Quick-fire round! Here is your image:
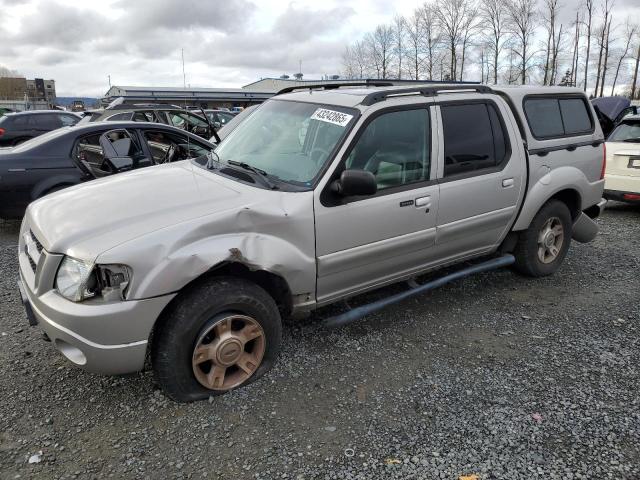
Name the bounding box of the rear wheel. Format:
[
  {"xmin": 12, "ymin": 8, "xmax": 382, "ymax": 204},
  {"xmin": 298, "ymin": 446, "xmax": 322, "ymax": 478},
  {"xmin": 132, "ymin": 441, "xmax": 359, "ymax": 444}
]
[
  {"xmin": 152, "ymin": 277, "xmax": 282, "ymax": 402},
  {"xmin": 514, "ymin": 200, "xmax": 572, "ymax": 277}
]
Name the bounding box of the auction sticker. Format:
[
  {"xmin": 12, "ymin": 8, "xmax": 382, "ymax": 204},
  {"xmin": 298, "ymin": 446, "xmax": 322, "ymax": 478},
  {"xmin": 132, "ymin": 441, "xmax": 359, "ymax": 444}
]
[{"xmin": 311, "ymin": 108, "xmax": 353, "ymax": 127}]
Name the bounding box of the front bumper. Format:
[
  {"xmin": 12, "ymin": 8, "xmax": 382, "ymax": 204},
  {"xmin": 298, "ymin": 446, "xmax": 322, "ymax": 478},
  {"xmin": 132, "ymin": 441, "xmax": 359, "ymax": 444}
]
[{"xmin": 18, "ymin": 272, "xmax": 175, "ymax": 375}]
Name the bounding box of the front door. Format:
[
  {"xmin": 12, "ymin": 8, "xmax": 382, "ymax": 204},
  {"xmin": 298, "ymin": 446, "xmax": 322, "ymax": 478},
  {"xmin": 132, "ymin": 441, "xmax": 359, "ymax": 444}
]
[
  {"xmin": 314, "ymin": 105, "xmax": 440, "ymax": 303},
  {"xmin": 434, "ymin": 100, "xmax": 524, "ymax": 260}
]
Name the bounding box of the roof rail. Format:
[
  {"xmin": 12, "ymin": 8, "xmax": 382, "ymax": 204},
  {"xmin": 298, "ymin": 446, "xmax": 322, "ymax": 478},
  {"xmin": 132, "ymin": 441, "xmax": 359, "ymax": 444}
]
[
  {"xmin": 360, "ymin": 84, "xmax": 493, "ymax": 106},
  {"xmin": 277, "ymin": 80, "xmax": 394, "ymax": 95}
]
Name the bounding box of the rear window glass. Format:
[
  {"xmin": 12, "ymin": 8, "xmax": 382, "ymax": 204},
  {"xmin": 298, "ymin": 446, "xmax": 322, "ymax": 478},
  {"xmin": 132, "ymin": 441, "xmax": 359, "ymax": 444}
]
[
  {"xmin": 524, "ymin": 97, "xmax": 593, "ymax": 139},
  {"xmin": 441, "ymin": 103, "xmax": 509, "ymax": 177}
]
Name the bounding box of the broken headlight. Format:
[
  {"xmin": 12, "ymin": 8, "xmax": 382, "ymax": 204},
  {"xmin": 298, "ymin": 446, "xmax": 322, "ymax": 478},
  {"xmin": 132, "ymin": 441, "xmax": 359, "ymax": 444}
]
[{"xmin": 56, "ymin": 256, "xmax": 131, "ymax": 302}]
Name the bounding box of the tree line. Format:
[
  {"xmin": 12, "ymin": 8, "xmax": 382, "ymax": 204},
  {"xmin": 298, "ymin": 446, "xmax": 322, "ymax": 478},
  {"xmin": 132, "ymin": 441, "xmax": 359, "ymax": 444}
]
[{"xmin": 341, "ymin": 0, "xmax": 640, "ymax": 99}]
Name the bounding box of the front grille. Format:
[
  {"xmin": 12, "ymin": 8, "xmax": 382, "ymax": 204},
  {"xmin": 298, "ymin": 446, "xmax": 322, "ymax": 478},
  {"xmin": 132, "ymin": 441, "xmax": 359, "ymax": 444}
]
[
  {"xmin": 30, "ymin": 230, "xmax": 43, "ymax": 254},
  {"xmin": 24, "ymin": 230, "xmax": 45, "ymax": 274}
]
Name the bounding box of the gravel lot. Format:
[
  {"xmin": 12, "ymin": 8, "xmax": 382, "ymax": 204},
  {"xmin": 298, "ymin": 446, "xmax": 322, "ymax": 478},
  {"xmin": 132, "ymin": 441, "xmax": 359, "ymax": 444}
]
[{"xmin": 1, "ymin": 203, "xmax": 639, "ymax": 480}]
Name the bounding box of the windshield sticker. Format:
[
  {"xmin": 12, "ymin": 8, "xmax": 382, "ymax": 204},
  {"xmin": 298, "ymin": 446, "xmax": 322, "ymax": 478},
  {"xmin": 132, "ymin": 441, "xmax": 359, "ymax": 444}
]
[{"xmin": 311, "ymin": 108, "xmax": 353, "ymax": 127}]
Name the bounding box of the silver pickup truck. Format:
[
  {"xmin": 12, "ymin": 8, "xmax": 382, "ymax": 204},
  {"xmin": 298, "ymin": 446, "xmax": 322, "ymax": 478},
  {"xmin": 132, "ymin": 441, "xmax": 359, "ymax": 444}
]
[{"xmin": 17, "ymin": 84, "xmax": 606, "ymax": 401}]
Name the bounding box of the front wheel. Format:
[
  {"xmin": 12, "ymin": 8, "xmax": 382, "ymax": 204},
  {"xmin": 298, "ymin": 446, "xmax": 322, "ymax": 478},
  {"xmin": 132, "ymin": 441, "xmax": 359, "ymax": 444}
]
[
  {"xmin": 152, "ymin": 277, "xmax": 282, "ymax": 402},
  {"xmin": 513, "ymin": 200, "xmax": 572, "ymax": 277}
]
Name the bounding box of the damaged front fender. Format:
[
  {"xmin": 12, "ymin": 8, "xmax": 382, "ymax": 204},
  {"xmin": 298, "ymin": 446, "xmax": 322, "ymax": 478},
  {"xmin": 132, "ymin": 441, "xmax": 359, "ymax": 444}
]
[{"xmin": 94, "ymin": 190, "xmax": 317, "ymax": 303}]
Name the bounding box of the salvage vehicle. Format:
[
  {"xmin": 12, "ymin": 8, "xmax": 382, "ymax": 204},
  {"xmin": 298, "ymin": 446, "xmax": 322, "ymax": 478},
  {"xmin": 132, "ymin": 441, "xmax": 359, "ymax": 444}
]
[
  {"xmin": 0, "ymin": 110, "xmax": 81, "ymax": 146},
  {"xmin": 81, "ymin": 104, "xmax": 217, "ymax": 141},
  {"xmin": 17, "ymin": 83, "xmax": 606, "ymax": 402},
  {"xmin": 603, "ymin": 114, "xmax": 640, "ymax": 204},
  {"xmin": 203, "ymin": 109, "xmax": 236, "ymax": 129},
  {"xmin": 0, "ymin": 121, "xmax": 215, "ymax": 218}
]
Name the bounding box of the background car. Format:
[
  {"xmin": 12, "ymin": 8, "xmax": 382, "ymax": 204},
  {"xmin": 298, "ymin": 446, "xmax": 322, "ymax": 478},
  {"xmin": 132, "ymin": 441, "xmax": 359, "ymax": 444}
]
[
  {"xmin": 0, "ymin": 110, "xmax": 81, "ymax": 146},
  {"xmin": 80, "ymin": 104, "xmax": 215, "ymax": 140},
  {"xmin": 203, "ymin": 109, "xmax": 236, "ymax": 129},
  {"xmin": 0, "ymin": 121, "xmax": 215, "ymax": 218},
  {"xmin": 604, "ymin": 114, "xmax": 640, "ymax": 204},
  {"xmin": 211, "ymin": 104, "xmax": 259, "ymax": 142}
]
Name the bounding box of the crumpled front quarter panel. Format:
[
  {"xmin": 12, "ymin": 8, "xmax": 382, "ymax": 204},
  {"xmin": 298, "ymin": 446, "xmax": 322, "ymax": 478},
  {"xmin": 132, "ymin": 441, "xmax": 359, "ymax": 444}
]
[{"xmin": 96, "ymin": 190, "xmax": 317, "ymax": 300}]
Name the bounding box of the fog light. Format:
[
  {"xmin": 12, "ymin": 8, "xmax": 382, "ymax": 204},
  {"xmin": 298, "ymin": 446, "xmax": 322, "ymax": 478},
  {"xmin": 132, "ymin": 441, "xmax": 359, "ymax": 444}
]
[{"xmin": 54, "ymin": 339, "xmax": 87, "ymax": 366}]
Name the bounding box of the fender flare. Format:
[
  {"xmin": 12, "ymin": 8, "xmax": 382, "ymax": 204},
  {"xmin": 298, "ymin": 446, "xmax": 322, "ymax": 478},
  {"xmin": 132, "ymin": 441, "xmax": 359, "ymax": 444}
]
[{"xmin": 512, "ymin": 166, "xmax": 587, "ymax": 231}]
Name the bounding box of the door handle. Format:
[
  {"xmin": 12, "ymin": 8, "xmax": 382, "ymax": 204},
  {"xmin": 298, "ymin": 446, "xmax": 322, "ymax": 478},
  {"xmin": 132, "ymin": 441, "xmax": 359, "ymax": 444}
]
[
  {"xmin": 502, "ymin": 178, "xmax": 514, "ymax": 188},
  {"xmin": 415, "ymin": 196, "xmax": 431, "ymax": 207}
]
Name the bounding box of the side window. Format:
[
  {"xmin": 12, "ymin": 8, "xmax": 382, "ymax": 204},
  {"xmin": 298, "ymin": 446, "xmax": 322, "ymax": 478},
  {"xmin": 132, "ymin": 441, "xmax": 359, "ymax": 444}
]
[
  {"xmin": 106, "ymin": 112, "xmax": 132, "ymax": 121},
  {"xmin": 524, "ymin": 97, "xmax": 593, "ymax": 139},
  {"xmin": 143, "ymin": 130, "xmax": 210, "ymax": 163},
  {"xmin": 132, "ymin": 111, "xmax": 154, "ymax": 122},
  {"xmin": 345, "ymin": 109, "xmax": 430, "ymax": 190},
  {"xmin": 559, "ymin": 99, "xmax": 592, "ymax": 134},
  {"xmin": 33, "ymin": 114, "xmax": 60, "ymax": 129},
  {"xmin": 441, "ymin": 103, "xmax": 508, "ymax": 177},
  {"xmin": 58, "ymin": 114, "xmax": 78, "ymax": 126}
]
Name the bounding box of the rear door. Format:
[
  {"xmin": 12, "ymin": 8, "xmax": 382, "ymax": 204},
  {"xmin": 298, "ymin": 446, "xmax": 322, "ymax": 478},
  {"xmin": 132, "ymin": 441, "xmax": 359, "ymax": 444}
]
[{"xmin": 434, "ymin": 98, "xmax": 524, "ymax": 260}]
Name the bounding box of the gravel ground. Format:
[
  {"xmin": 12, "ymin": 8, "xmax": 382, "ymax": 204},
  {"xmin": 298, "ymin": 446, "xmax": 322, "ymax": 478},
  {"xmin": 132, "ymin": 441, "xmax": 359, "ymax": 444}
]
[{"xmin": 1, "ymin": 203, "xmax": 639, "ymax": 480}]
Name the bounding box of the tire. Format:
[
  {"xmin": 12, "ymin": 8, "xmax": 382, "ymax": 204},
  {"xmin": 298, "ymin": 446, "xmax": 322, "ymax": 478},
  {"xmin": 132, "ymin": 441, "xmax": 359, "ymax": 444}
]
[
  {"xmin": 513, "ymin": 199, "xmax": 572, "ymax": 277},
  {"xmin": 152, "ymin": 277, "xmax": 282, "ymax": 402}
]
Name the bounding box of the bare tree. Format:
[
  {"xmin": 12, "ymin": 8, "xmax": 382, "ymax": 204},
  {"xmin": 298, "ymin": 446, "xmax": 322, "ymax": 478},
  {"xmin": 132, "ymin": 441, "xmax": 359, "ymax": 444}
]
[
  {"xmin": 507, "ymin": 0, "xmax": 539, "ymax": 84},
  {"xmin": 405, "ymin": 10, "xmax": 425, "ymax": 80},
  {"xmin": 631, "ymin": 33, "xmax": 640, "ymax": 99},
  {"xmin": 570, "ymin": 13, "xmax": 581, "ymax": 87},
  {"xmin": 594, "ymin": 0, "xmax": 614, "ymax": 97},
  {"xmin": 582, "ymin": 0, "xmax": 594, "ymax": 92},
  {"xmin": 366, "ymin": 24, "xmax": 395, "ymax": 79},
  {"xmin": 542, "ymin": 0, "xmax": 561, "ymax": 85},
  {"xmin": 419, "ymin": 3, "xmax": 444, "ymax": 80},
  {"xmin": 482, "ymin": 0, "xmax": 510, "ymax": 83},
  {"xmin": 459, "ymin": 1, "xmax": 480, "ymax": 81},
  {"xmin": 610, "ymin": 22, "xmax": 637, "ymax": 95},
  {"xmin": 599, "ymin": 18, "xmax": 613, "ymax": 97},
  {"xmin": 0, "ymin": 66, "xmax": 21, "ymax": 78},
  {"xmin": 393, "ymin": 15, "xmax": 406, "ymax": 79},
  {"xmin": 434, "ymin": 0, "xmax": 467, "ymax": 80}
]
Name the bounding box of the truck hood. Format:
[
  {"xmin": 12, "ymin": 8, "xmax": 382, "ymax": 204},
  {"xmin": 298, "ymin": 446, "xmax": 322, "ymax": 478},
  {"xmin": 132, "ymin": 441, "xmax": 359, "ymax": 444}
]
[{"xmin": 26, "ymin": 161, "xmax": 257, "ymax": 260}]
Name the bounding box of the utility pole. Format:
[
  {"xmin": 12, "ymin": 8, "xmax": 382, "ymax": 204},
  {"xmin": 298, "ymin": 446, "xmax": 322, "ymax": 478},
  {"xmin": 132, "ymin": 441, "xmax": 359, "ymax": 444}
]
[
  {"xmin": 108, "ymin": 75, "xmax": 111, "ymax": 88},
  {"xmin": 182, "ymin": 48, "xmax": 187, "ymax": 89}
]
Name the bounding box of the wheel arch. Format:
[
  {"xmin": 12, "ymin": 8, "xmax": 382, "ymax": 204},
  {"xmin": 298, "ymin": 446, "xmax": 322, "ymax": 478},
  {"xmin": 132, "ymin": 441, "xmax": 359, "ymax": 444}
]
[{"xmin": 512, "ymin": 168, "xmax": 587, "ymax": 231}]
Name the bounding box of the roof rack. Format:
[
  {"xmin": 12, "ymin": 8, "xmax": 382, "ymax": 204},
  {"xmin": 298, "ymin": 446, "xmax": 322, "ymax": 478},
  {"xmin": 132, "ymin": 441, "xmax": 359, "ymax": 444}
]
[
  {"xmin": 276, "ymin": 80, "xmax": 394, "ymax": 95},
  {"xmin": 360, "ymin": 84, "xmax": 493, "ymax": 106}
]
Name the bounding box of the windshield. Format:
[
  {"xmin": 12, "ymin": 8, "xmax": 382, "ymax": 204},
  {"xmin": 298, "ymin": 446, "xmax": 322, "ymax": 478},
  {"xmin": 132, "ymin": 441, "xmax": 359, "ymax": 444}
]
[
  {"xmin": 213, "ymin": 100, "xmax": 358, "ymax": 186},
  {"xmin": 608, "ymin": 122, "xmax": 640, "ymax": 142}
]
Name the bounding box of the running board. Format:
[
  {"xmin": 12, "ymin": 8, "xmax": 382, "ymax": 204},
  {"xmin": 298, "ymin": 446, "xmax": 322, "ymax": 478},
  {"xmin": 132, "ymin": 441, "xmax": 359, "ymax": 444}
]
[{"xmin": 323, "ymin": 254, "xmax": 515, "ymax": 328}]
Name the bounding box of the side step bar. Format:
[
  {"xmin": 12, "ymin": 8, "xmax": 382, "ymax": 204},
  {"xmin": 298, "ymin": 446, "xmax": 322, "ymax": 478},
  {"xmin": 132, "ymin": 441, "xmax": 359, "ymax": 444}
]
[{"xmin": 324, "ymin": 255, "xmax": 515, "ymax": 328}]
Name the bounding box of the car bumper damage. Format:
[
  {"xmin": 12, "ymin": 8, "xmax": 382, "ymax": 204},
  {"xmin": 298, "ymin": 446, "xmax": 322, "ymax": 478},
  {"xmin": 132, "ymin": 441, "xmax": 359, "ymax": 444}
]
[{"xmin": 17, "ymin": 240, "xmax": 175, "ymax": 374}]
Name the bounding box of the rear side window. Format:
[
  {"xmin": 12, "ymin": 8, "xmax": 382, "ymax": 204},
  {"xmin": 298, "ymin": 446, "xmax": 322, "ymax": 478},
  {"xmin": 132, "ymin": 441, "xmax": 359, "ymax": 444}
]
[
  {"xmin": 441, "ymin": 103, "xmax": 509, "ymax": 177},
  {"xmin": 107, "ymin": 112, "xmax": 132, "ymax": 121},
  {"xmin": 31, "ymin": 114, "xmax": 60, "ymax": 129},
  {"xmin": 524, "ymin": 97, "xmax": 593, "ymax": 139},
  {"xmin": 58, "ymin": 114, "xmax": 78, "ymax": 127}
]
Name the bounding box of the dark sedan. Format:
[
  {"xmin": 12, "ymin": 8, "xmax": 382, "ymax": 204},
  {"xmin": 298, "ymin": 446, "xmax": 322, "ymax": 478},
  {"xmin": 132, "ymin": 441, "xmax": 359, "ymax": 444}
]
[
  {"xmin": 0, "ymin": 110, "xmax": 81, "ymax": 146},
  {"xmin": 0, "ymin": 121, "xmax": 215, "ymax": 218}
]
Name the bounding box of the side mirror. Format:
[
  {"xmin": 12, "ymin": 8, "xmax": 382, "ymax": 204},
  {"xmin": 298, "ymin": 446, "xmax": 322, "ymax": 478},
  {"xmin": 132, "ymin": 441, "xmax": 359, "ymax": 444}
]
[{"xmin": 331, "ymin": 169, "xmax": 377, "ymax": 197}]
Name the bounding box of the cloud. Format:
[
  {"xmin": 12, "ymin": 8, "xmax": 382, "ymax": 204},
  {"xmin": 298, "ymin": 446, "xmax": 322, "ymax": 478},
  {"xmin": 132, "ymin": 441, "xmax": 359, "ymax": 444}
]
[
  {"xmin": 112, "ymin": 0, "xmax": 255, "ymax": 33},
  {"xmin": 273, "ymin": 4, "xmax": 355, "ymax": 39}
]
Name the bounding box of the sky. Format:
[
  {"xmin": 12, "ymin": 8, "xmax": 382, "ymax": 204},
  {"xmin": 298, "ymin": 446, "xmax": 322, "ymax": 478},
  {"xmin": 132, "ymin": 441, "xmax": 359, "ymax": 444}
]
[{"xmin": 0, "ymin": 0, "xmax": 638, "ymax": 97}]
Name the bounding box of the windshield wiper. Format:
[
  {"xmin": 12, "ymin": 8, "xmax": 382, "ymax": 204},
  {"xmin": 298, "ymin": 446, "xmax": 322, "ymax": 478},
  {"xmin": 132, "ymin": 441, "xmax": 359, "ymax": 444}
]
[
  {"xmin": 622, "ymin": 138, "xmax": 640, "ymax": 143},
  {"xmin": 227, "ymin": 160, "xmax": 278, "ymax": 190}
]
